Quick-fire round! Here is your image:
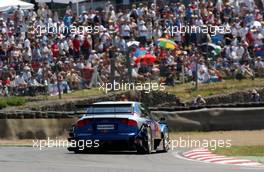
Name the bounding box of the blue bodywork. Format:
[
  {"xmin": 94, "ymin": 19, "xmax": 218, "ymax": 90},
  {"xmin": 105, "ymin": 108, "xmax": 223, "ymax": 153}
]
[{"xmin": 68, "ymin": 101, "xmax": 169, "ymax": 153}]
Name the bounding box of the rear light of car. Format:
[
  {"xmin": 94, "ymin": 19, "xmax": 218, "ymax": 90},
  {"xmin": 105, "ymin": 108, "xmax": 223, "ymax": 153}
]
[
  {"xmin": 121, "ymin": 119, "xmax": 137, "ymax": 126},
  {"xmin": 76, "ymin": 119, "xmax": 91, "ymax": 128}
]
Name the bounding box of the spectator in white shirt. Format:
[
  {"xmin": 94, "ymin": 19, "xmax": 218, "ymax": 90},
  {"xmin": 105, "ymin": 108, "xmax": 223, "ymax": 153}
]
[
  {"xmin": 236, "ymin": 43, "xmax": 245, "ymax": 61},
  {"xmin": 121, "ymin": 21, "xmax": 131, "ymax": 40},
  {"xmin": 198, "ymin": 69, "xmax": 210, "ymax": 83},
  {"xmin": 255, "ymin": 56, "xmax": 264, "ymax": 76},
  {"xmin": 138, "ymin": 21, "xmax": 148, "ymax": 45},
  {"xmin": 88, "ymin": 50, "xmax": 99, "ymax": 65},
  {"xmin": 15, "ymin": 73, "xmax": 27, "ymax": 88}
]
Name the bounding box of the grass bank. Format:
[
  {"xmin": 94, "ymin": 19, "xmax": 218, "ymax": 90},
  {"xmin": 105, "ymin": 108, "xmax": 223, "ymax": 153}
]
[
  {"xmin": 213, "ymin": 146, "xmax": 264, "ymax": 163},
  {"xmin": 166, "ymin": 78, "xmax": 264, "ymax": 101},
  {"xmin": 3, "ymin": 78, "xmax": 264, "ymax": 107},
  {"xmin": 213, "ymin": 146, "xmax": 264, "ymax": 156},
  {"xmin": 30, "ymin": 88, "xmax": 104, "ymax": 101},
  {"xmin": 35, "ymin": 78, "xmax": 264, "ymax": 102},
  {"xmin": 0, "ymin": 97, "xmax": 27, "ymax": 109},
  {"xmin": 169, "ymin": 130, "xmax": 264, "ymax": 146}
]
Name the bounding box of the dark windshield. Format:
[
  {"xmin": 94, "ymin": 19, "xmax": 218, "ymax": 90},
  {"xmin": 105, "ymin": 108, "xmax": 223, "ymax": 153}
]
[{"xmin": 86, "ymin": 105, "xmax": 132, "ymax": 114}]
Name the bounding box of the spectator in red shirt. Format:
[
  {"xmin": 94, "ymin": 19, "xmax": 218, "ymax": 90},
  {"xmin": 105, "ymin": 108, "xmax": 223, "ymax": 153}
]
[
  {"xmin": 51, "ymin": 41, "xmax": 59, "ymax": 58},
  {"xmin": 81, "ymin": 35, "xmax": 91, "ymax": 60},
  {"xmin": 72, "ymin": 35, "xmax": 81, "ymax": 59},
  {"xmin": 246, "ymin": 30, "xmax": 254, "ymax": 46}
]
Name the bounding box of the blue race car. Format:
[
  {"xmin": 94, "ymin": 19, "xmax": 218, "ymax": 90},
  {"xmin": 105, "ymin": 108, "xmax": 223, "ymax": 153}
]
[{"xmin": 68, "ymin": 101, "xmax": 170, "ymax": 154}]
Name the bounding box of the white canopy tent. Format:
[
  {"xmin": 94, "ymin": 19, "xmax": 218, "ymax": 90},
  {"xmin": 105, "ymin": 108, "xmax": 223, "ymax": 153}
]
[
  {"xmin": 35, "ymin": 0, "xmax": 85, "ymax": 3},
  {"xmin": 0, "ymin": 0, "xmax": 34, "ymax": 12},
  {"xmin": 35, "ymin": 0, "xmax": 89, "ymax": 16}
]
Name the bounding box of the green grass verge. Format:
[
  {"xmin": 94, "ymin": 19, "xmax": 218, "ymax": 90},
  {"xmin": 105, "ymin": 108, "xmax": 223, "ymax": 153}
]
[
  {"xmin": 34, "ymin": 88, "xmax": 105, "ymax": 101},
  {"xmin": 213, "ymin": 146, "xmax": 264, "ymax": 156},
  {"xmin": 166, "ymin": 78, "xmax": 264, "ymax": 101},
  {"xmin": 43, "ymin": 78, "xmax": 264, "ymax": 102},
  {"xmin": 0, "ymin": 97, "xmax": 27, "ymax": 109},
  {"xmin": 3, "ymin": 78, "xmax": 264, "ymax": 106},
  {"xmin": 0, "ymin": 144, "xmax": 32, "ymax": 147},
  {"xmin": 236, "ymin": 156, "xmax": 264, "ymax": 164}
]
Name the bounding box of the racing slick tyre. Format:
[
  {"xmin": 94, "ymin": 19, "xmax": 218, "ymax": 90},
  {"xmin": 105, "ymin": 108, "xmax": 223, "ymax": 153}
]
[
  {"xmin": 161, "ymin": 129, "xmax": 170, "ymax": 152},
  {"xmin": 146, "ymin": 127, "xmax": 153, "ymax": 154},
  {"xmin": 137, "ymin": 127, "xmax": 153, "ymax": 154}
]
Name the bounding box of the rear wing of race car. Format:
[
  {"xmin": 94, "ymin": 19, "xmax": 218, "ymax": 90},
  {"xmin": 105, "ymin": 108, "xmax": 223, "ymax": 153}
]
[{"xmin": 74, "ymin": 103, "xmax": 134, "ymax": 115}]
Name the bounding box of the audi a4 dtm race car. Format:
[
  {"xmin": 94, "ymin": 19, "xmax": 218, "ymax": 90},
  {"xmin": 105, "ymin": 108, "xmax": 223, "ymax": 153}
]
[{"xmin": 68, "ymin": 101, "xmax": 170, "ymax": 154}]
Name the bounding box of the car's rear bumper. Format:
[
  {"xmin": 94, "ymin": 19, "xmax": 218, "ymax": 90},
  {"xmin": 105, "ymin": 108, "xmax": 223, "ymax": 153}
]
[
  {"xmin": 68, "ymin": 131, "xmax": 146, "ymax": 152},
  {"xmin": 72, "ymin": 132, "xmax": 137, "ymax": 141},
  {"xmin": 67, "ymin": 125, "xmax": 150, "ymax": 152}
]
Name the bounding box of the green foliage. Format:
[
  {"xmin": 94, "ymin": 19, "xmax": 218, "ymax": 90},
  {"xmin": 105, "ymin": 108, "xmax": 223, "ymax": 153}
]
[
  {"xmin": 0, "ymin": 97, "xmax": 27, "ymax": 109},
  {"xmin": 0, "ymin": 99, "xmax": 7, "ymax": 109},
  {"xmin": 214, "ymin": 146, "xmax": 264, "ymax": 156},
  {"xmin": 166, "ymin": 78, "xmax": 264, "ymax": 101}
]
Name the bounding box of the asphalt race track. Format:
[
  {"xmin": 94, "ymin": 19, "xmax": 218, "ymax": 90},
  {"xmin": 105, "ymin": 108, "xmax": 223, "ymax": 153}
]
[{"xmin": 0, "ymin": 147, "xmax": 263, "ymax": 172}]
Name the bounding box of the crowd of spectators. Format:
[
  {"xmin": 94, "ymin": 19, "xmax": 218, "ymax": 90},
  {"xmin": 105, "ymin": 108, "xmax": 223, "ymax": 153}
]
[{"xmin": 0, "ymin": 0, "xmax": 264, "ymax": 97}]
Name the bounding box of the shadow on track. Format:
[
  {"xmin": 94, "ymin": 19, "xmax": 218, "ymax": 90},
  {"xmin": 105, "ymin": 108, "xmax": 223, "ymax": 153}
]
[{"xmin": 66, "ymin": 149, "xmax": 168, "ymax": 155}]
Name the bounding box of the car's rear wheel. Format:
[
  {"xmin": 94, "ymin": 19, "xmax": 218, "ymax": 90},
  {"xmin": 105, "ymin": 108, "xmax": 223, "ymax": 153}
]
[
  {"xmin": 144, "ymin": 127, "xmax": 153, "ymax": 154},
  {"xmin": 136, "ymin": 127, "xmax": 153, "ymax": 154},
  {"xmin": 162, "ymin": 129, "xmax": 170, "ymax": 152},
  {"xmin": 146, "ymin": 127, "xmax": 153, "ymax": 154}
]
